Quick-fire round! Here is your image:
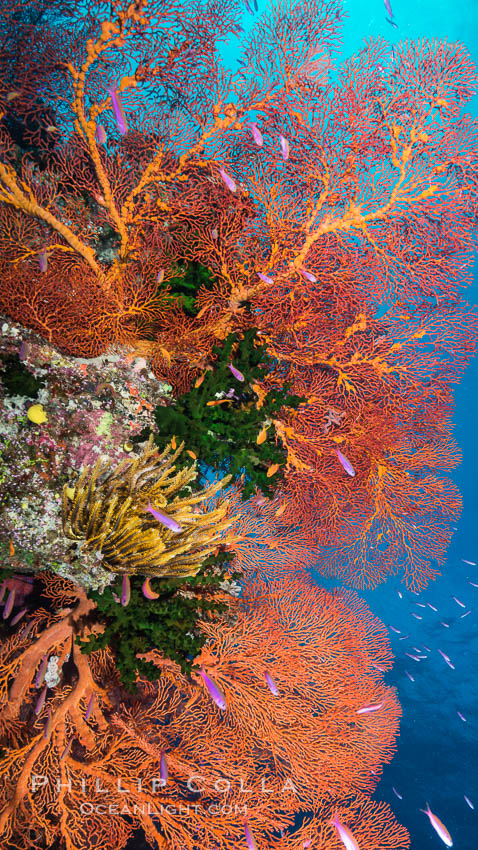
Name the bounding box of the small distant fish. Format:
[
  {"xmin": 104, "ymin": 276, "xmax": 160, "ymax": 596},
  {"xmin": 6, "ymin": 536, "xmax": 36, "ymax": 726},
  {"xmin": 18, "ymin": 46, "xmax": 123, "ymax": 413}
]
[
  {"xmin": 398, "ymin": 634, "xmax": 410, "ymax": 640},
  {"xmin": 248, "ymin": 122, "xmax": 263, "ymax": 146},
  {"xmin": 279, "ymin": 135, "xmax": 289, "ymax": 160},
  {"xmin": 95, "ymin": 124, "xmax": 107, "ymax": 144},
  {"xmin": 146, "ymin": 501, "xmax": 182, "ymax": 533},
  {"xmin": 108, "ymin": 84, "xmax": 128, "ymax": 135},
  {"xmin": 457, "ymin": 710, "xmax": 467, "ymax": 722},
  {"xmin": 384, "ymin": 0, "xmax": 393, "ymax": 16},
  {"xmin": 464, "ymin": 795, "xmax": 474, "ymax": 810},
  {"xmin": 452, "ymin": 596, "xmax": 465, "ymax": 608},
  {"xmin": 330, "ymin": 812, "xmax": 360, "ymax": 850},
  {"xmin": 264, "ymin": 671, "xmax": 279, "ymax": 695},
  {"xmin": 219, "ymin": 168, "xmax": 237, "ymax": 193},
  {"xmin": 405, "ymin": 670, "xmax": 415, "ymax": 682},
  {"xmin": 357, "ymin": 702, "xmax": 383, "ymax": 714},
  {"xmin": 405, "ymin": 653, "xmax": 421, "ymax": 662},
  {"xmin": 462, "ymin": 559, "xmax": 476, "ymax": 566},
  {"xmin": 157, "ymin": 268, "xmax": 164, "ymax": 283},
  {"xmin": 85, "ymin": 694, "xmax": 95, "ymax": 720},
  {"xmin": 198, "ymin": 668, "xmax": 226, "ymax": 710},
  {"xmin": 35, "ymin": 685, "xmax": 48, "ymax": 715},
  {"xmin": 266, "ymin": 463, "xmax": 280, "ymax": 477},
  {"xmin": 412, "ymin": 613, "xmax": 423, "ymax": 620},
  {"xmin": 244, "ymin": 823, "xmax": 257, "ymax": 850},
  {"xmin": 419, "ymin": 803, "xmax": 453, "ymax": 847},
  {"xmin": 10, "ymin": 607, "xmax": 27, "ymax": 626},
  {"xmin": 389, "ymin": 625, "xmax": 401, "ymax": 633},
  {"xmin": 228, "ymin": 362, "xmax": 245, "ymax": 382},
  {"xmin": 143, "ymin": 577, "xmax": 160, "ymax": 600},
  {"xmin": 60, "ymin": 736, "xmax": 74, "ymax": 761},
  {"xmin": 415, "ymin": 602, "xmax": 426, "ymax": 608},
  {"xmin": 38, "ymin": 251, "xmax": 48, "ymax": 273},
  {"xmin": 258, "ymin": 271, "xmax": 274, "ymax": 284},
  {"xmin": 301, "ymin": 269, "xmax": 317, "ymax": 282},
  {"xmin": 35, "ymin": 654, "xmax": 49, "ymax": 688},
  {"xmin": 211, "ymin": 228, "xmax": 218, "ymax": 240},
  {"xmin": 121, "ymin": 575, "xmax": 131, "ymax": 607},
  {"xmin": 336, "ymin": 449, "xmax": 355, "ymax": 477},
  {"xmin": 2, "ymin": 588, "xmax": 15, "ymax": 620},
  {"xmin": 422, "ymin": 644, "xmax": 431, "ymax": 652},
  {"xmin": 468, "ymin": 580, "xmax": 478, "ymax": 587},
  {"xmin": 160, "ymin": 752, "xmax": 168, "ymax": 785},
  {"xmin": 440, "ymin": 622, "xmax": 450, "ymax": 628},
  {"xmin": 437, "ymin": 649, "xmax": 455, "ymax": 669},
  {"xmin": 393, "ymin": 786, "xmax": 403, "ymax": 799},
  {"xmin": 397, "ymin": 591, "xmax": 403, "ymax": 599},
  {"xmin": 427, "ymin": 603, "xmax": 438, "ymax": 611},
  {"xmin": 460, "ymin": 609, "xmax": 471, "ymax": 618}
]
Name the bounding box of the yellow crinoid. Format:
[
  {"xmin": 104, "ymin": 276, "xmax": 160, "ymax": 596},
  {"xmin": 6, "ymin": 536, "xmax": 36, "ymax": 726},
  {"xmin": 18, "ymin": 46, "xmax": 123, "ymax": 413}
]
[{"xmin": 62, "ymin": 436, "xmax": 233, "ymax": 578}]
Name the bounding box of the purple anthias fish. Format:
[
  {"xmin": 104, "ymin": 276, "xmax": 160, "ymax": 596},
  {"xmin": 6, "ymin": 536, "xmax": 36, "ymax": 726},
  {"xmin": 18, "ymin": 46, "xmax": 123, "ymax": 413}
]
[
  {"xmin": 244, "ymin": 823, "xmax": 257, "ymax": 850},
  {"xmin": 228, "ymin": 362, "xmax": 245, "ymax": 382},
  {"xmin": 2, "ymin": 588, "xmax": 15, "ymax": 619},
  {"xmin": 95, "ymin": 124, "xmax": 107, "ymax": 145},
  {"xmin": 248, "ymin": 122, "xmax": 263, "ymax": 146},
  {"xmin": 10, "ymin": 607, "xmax": 27, "ymax": 626},
  {"xmin": 279, "ymin": 134, "xmax": 289, "ymax": 160},
  {"xmin": 393, "ymin": 786, "xmax": 403, "ymax": 800},
  {"xmin": 258, "ymin": 271, "xmax": 274, "ymax": 285},
  {"xmin": 356, "ymin": 701, "xmax": 383, "ymax": 714},
  {"xmin": 384, "ymin": 0, "xmax": 393, "ymax": 17},
  {"xmin": 198, "ymin": 668, "xmax": 226, "ymax": 710},
  {"xmin": 300, "ymin": 269, "xmax": 317, "ymax": 282},
  {"xmin": 35, "ymin": 685, "xmax": 48, "ymax": 715},
  {"xmin": 35, "ymin": 654, "xmax": 49, "ymax": 688},
  {"xmin": 108, "ymin": 85, "xmax": 128, "ymax": 135},
  {"xmin": 146, "ymin": 501, "xmax": 182, "ymax": 533},
  {"xmin": 160, "ymin": 752, "xmax": 168, "ymax": 784},
  {"xmin": 121, "ymin": 574, "xmax": 131, "ymax": 607},
  {"xmin": 38, "ymin": 251, "xmax": 48, "ymax": 273},
  {"xmin": 264, "ymin": 671, "xmax": 279, "ymax": 695},
  {"xmin": 336, "ymin": 448, "xmax": 355, "ymax": 477},
  {"xmin": 85, "ymin": 694, "xmax": 95, "ymax": 721},
  {"xmin": 219, "ymin": 168, "xmax": 237, "ymax": 193}
]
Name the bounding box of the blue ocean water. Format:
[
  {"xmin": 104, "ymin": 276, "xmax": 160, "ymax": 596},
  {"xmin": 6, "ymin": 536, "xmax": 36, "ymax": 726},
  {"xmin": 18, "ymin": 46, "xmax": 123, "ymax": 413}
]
[{"xmin": 221, "ymin": 2, "xmax": 478, "ymax": 847}]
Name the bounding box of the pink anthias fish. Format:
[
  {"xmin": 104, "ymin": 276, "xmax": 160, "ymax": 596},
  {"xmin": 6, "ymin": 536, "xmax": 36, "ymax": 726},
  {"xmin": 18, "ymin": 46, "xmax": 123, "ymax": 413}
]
[
  {"xmin": 420, "ymin": 803, "xmax": 453, "ymax": 847},
  {"xmin": 146, "ymin": 501, "xmax": 182, "ymax": 533},
  {"xmin": 157, "ymin": 268, "xmax": 164, "ymax": 284},
  {"xmin": 461, "ymin": 559, "xmax": 476, "ymax": 566},
  {"xmin": 279, "ymin": 134, "xmax": 289, "ymax": 160},
  {"xmin": 392, "ymin": 786, "xmax": 403, "ymax": 800},
  {"xmin": 160, "ymin": 752, "xmax": 168, "ymax": 785},
  {"xmin": 438, "ymin": 649, "xmax": 455, "ymax": 669},
  {"xmin": 198, "ymin": 668, "xmax": 226, "ymax": 710},
  {"xmin": 297, "ymin": 48, "xmax": 331, "ymax": 86},
  {"xmin": 452, "ymin": 596, "xmax": 465, "ymax": 608},
  {"xmin": 85, "ymin": 694, "xmax": 95, "ymax": 721},
  {"xmin": 356, "ymin": 701, "xmax": 383, "ymax": 715},
  {"xmin": 300, "ymin": 269, "xmax": 317, "ymax": 282},
  {"xmin": 405, "ymin": 670, "xmax": 415, "ymax": 682},
  {"xmin": 219, "ymin": 168, "xmax": 237, "ymax": 193},
  {"xmin": 330, "ymin": 812, "xmax": 360, "ymax": 850},
  {"xmin": 108, "ymin": 85, "xmax": 128, "ymax": 135},
  {"xmin": 264, "ymin": 671, "xmax": 279, "ymax": 696},
  {"xmin": 258, "ymin": 271, "xmax": 274, "ymax": 285},
  {"xmin": 35, "ymin": 654, "xmax": 49, "ymax": 688},
  {"xmin": 2, "ymin": 588, "xmax": 15, "ymax": 619},
  {"xmin": 248, "ymin": 122, "xmax": 263, "ymax": 146},
  {"xmin": 412, "ymin": 613, "xmax": 423, "ymax": 620},
  {"xmin": 427, "ymin": 602, "xmax": 438, "ymax": 611},
  {"xmin": 456, "ymin": 710, "xmax": 467, "ymax": 722},
  {"xmin": 336, "ymin": 448, "xmax": 355, "ymax": 477},
  {"xmin": 228, "ymin": 362, "xmax": 245, "ymax": 382},
  {"xmin": 464, "ymin": 795, "xmax": 474, "ymax": 810},
  {"xmin": 95, "ymin": 124, "xmax": 107, "ymax": 145},
  {"xmin": 244, "ymin": 822, "xmax": 257, "ymax": 850},
  {"xmin": 121, "ymin": 574, "xmax": 131, "ymax": 607},
  {"xmin": 35, "ymin": 685, "xmax": 48, "ymax": 716},
  {"xmin": 38, "ymin": 251, "xmax": 48, "ymax": 273},
  {"xmin": 10, "ymin": 607, "xmax": 27, "ymax": 626}
]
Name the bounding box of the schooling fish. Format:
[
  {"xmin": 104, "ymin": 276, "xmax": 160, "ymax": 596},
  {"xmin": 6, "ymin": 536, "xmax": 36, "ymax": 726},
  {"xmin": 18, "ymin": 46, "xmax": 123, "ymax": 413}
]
[
  {"xmin": 198, "ymin": 668, "xmax": 226, "ymax": 710},
  {"xmin": 357, "ymin": 702, "xmax": 383, "ymax": 715},
  {"xmin": 279, "ymin": 134, "xmax": 290, "ymax": 160},
  {"xmin": 419, "ymin": 803, "xmax": 453, "ymax": 847},
  {"xmin": 336, "ymin": 448, "xmax": 355, "ymax": 477},
  {"xmin": 228, "ymin": 362, "xmax": 245, "ymax": 382},
  {"xmin": 146, "ymin": 501, "xmax": 182, "ymax": 533},
  {"xmin": 248, "ymin": 122, "xmax": 263, "ymax": 146},
  {"xmin": 264, "ymin": 671, "xmax": 279, "ymax": 696},
  {"xmin": 108, "ymin": 84, "xmax": 128, "ymax": 135},
  {"xmin": 219, "ymin": 168, "xmax": 237, "ymax": 193},
  {"xmin": 330, "ymin": 812, "xmax": 360, "ymax": 850}
]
